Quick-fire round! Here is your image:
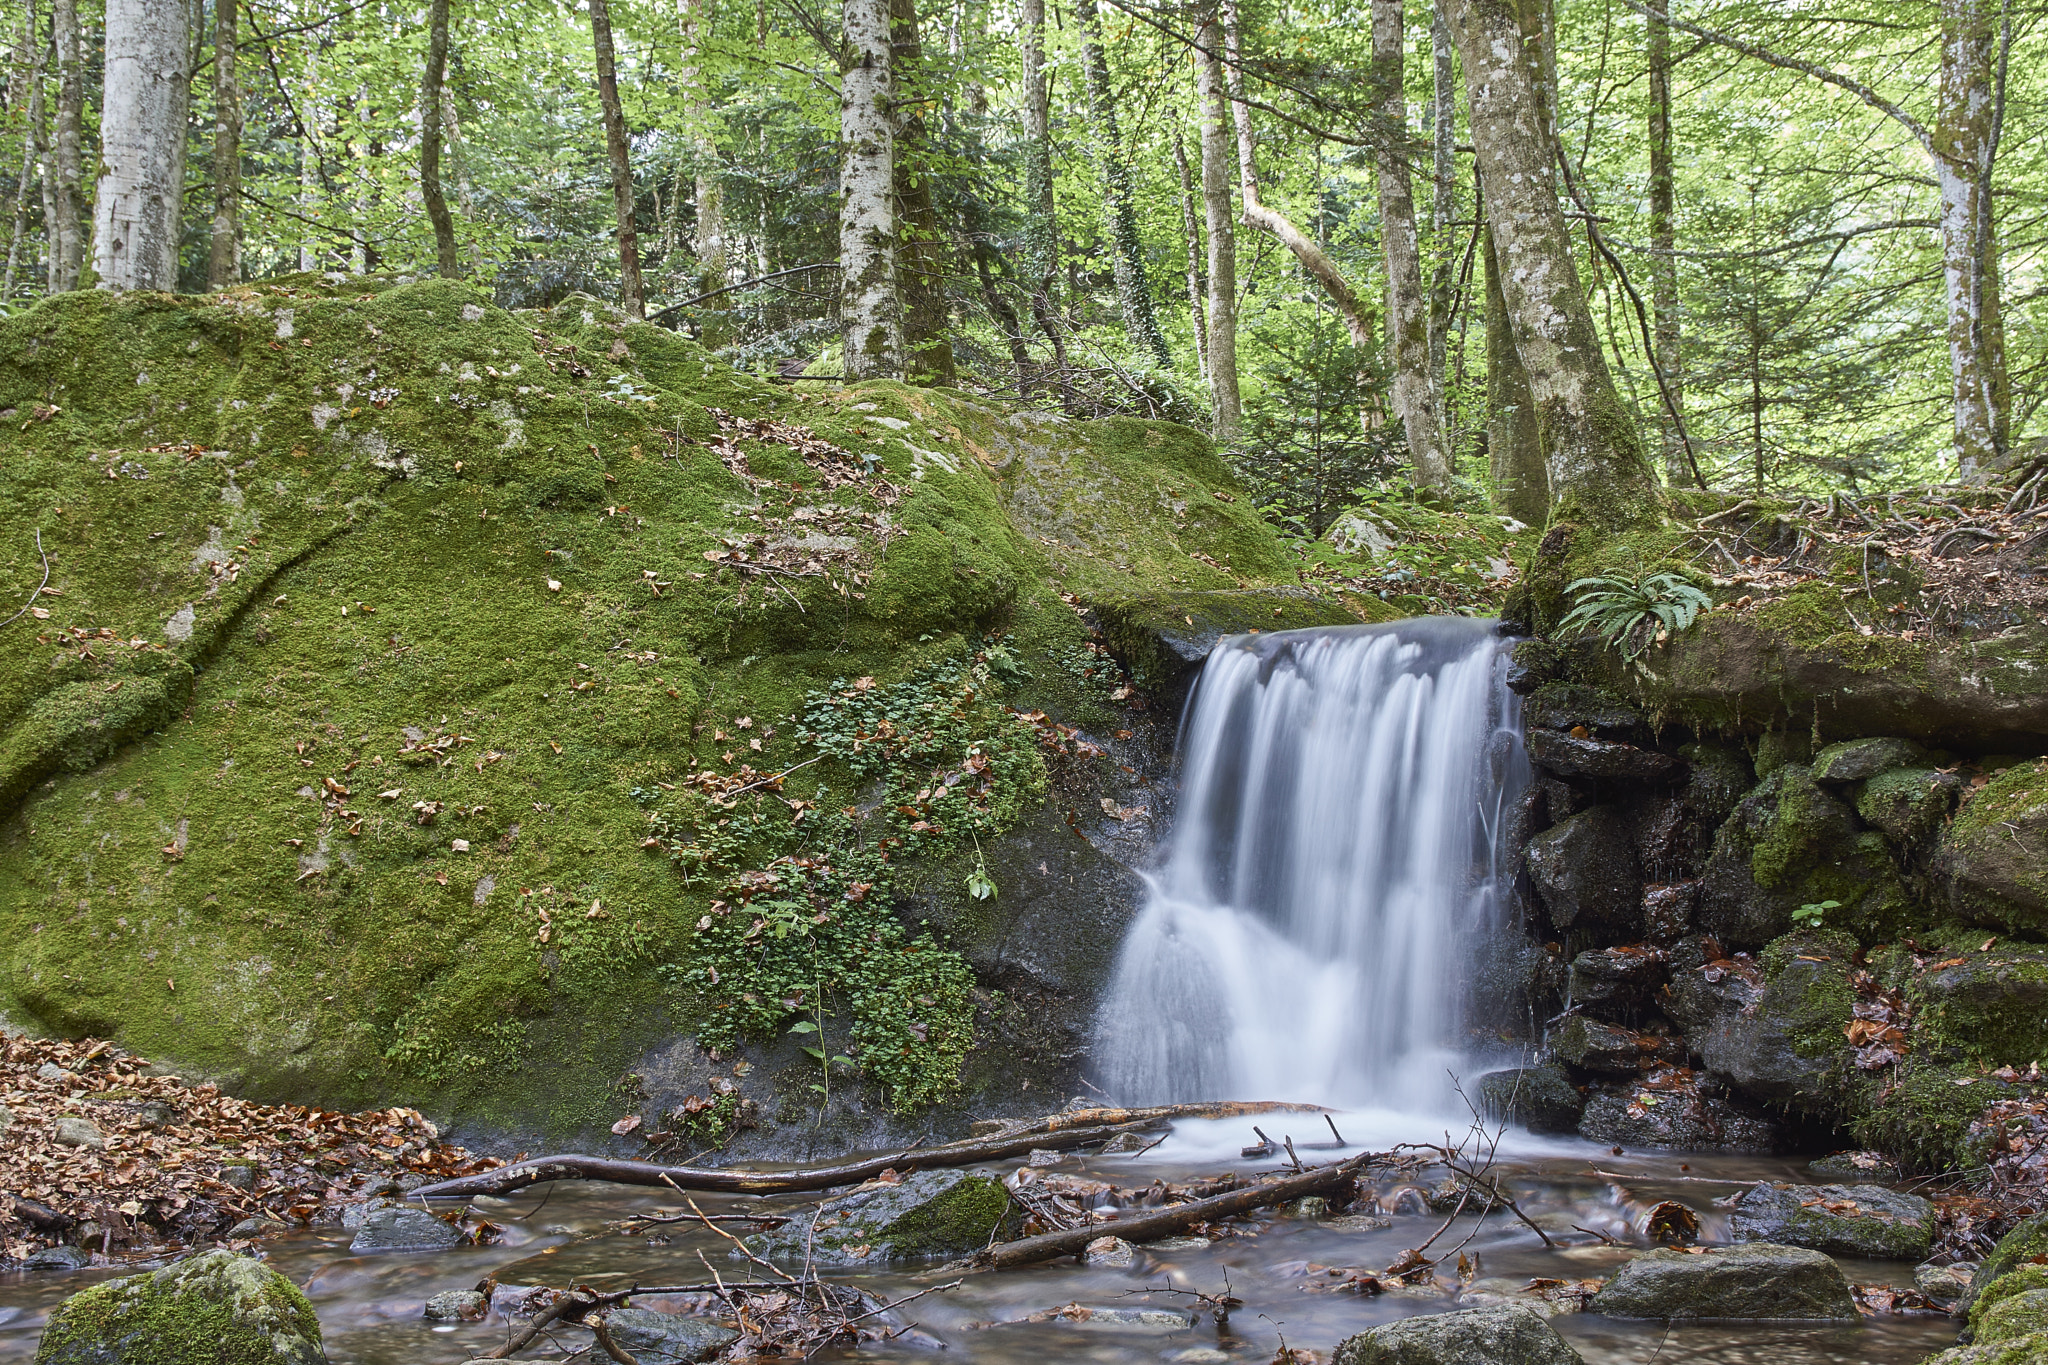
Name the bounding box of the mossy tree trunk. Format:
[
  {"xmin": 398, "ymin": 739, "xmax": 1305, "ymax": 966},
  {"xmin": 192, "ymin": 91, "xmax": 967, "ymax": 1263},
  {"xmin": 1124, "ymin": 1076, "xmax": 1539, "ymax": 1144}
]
[
  {"xmin": 840, "ymin": 0, "xmax": 902, "ymax": 377},
  {"xmin": 1645, "ymin": 2, "xmax": 1682, "ymax": 482},
  {"xmin": 93, "ymin": 0, "xmax": 188, "ymax": 291},
  {"xmin": 1018, "ymin": 0, "xmax": 1060, "ymax": 348},
  {"xmin": 681, "ymin": 0, "xmax": 727, "ymax": 338},
  {"xmin": 49, "ymin": 0, "xmax": 82, "ymax": 290},
  {"xmin": 4, "ymin": 0, "xmax": 46, "ymax": 304},
  {"xmin": 1483, "ymin": 214, "xmax": 1545, "ymax": 523},
  {"xmin": 1938, "ymin": 0, "xmax": 2007, "ymax": 480},
  {"xmin": 1195, "ymin": 9, "xmax": 1240, "ymax": 440},
  {"xmin": 589, "ymin": 0, "xmax": 644, "ymax": 317},
  {"xmin": 417, "ymin": 0, "xmax": 458, "ymax": 279},
  {"xmin": 1074, "ymin": 0, "xmax": 1171, "ymax": 369},
  {"xmin": 1428, "ymin": 2, "xmax": 1456, "ymax": 440},
  {"xmin": 891, "ymin": 0, "xmax": 955, "ymax": 384},
  {"xmin": 1171, "ymin": 122, "xmax": 1206, "ymax": 380},
  {"xmin": 1448, "ymin": 0, "xmax": 1661, "ymax": 529}
]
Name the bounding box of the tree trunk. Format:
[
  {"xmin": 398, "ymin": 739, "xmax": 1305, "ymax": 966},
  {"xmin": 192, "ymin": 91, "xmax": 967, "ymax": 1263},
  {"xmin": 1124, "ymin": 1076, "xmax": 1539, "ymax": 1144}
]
[
  {"xmin": 891, "ymin": 0, "xmax": 954, "ymax": 383},
  {"xmin": 1171, "ymin": 122, "xmax": 1206, "ymax": 380},
  {"xmin": 205, "ymin": 0, "xmax": 243, "ymax": 288},
  {"xmin": 1484, "ymin": 216, "xmax": 1544, "ymax": 521},
  {"xmin": 1194, "ymin": 15, "xmax": 1239, "ymax": 439},
  {"xmin": 4, "ymin": 0, "xmax": 43, "ymax": 305},
  {"xmin": 589, "ymin": 0, "xmax": 644, "ymax": 318},
  {"xmin": 1074, "ymin": 0, "xmax": 1171, "ymax": 368},
  {"xmin": 1428, "ymin": 2, "xmax": 1455, "ymax": 434},
  {"xmin": 418, "ymin": 0, "xmax": 457, "ymax": 278},
  {"xmin": 1018, "ymin": 0, "xmax": 1059, "ymax": 344},
  {"xmin": 1938, "ymin": 0, "xmax": 2006, "ymax": 481},
  {"xmin": 1447, "ymin": 0, "xmax": 1659, "ymax": 528},
  {"xmin": 679, "ymin": 0, "xmax": 726, "ymax": 335},
  {"xmin": 94, "ymin": 0, "xmax": 189, "ymax": 291},
  {"xmin": 1372, "ymin": 0, "xmax": 1452, "ymax": 489},
  {"xmin": 840, "ymin": 0, "xmax": 901, "ymax": 378},
  {"xmin": 1645, "ymin": 2, "xmax": 1682, "ymax": 481},
  {"xmin": 48, "ymin": 0, "xmax": 81, "ymax": 289}
]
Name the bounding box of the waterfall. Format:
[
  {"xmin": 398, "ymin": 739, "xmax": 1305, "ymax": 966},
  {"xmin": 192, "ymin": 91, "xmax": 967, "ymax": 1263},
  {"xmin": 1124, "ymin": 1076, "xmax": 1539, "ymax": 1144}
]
[{"xmin": 1095, "ymin": 617, "xmax": 1528, "ymax": 1113}]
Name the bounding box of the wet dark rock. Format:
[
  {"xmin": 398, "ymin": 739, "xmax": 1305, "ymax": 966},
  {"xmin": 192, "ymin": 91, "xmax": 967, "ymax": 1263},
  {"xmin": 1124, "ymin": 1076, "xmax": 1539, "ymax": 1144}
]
[
  {"xmin": 1521, "ymin": 683, "xmax": 1642, "ymax": 734},
  {"xmin": 1675, "ymin": 932, "xmax": 1854, "ymax": 1110},
  {"xmin": 1914, "ymin": 1260, "xmax": 1975, "ymax": 1310},
  {"xmin": 1857, "ymin": 767, "xmax": 1961, "ymax": 848},
  {"xmin": 25, "ymin": 1243, "xmax": 90, "ymax": 1272},
  {"xmin": 1567, "ymin": 944, "xmax": 1669, "ymax": 1011},
  {"xmin": 1729, "ymin": 1182, "xmax": 1935, "ymax": 1260},
  {"xmin": 1807, "ymin": 1150, "xmax": 1903, "ymax": 1182},
  {"xmin": 35, "ymin": 1249, "xmax": 327, "ymax": 1363},
  {"xmin": 348, "ymin": 1205, "xmax": 464, "ymax": 1253},
  {"xmin": 1526, "ymin": 730, "xmax": 1680, "ymax": 782},
  {"xmin": 1526, "ymin": 807, "xmax": 1643, "ymax": 938},
  {"xmin": 1552, "ymin": 1016, "xmax": 1646, "ymax": 1074},
  {"xmin": 423, "ymin": 1289, "xmax": 488, "ymax": 1321},
  {"xmin": 1531, "ymin": 774, "xmax": 1592, "ymax": 828},
  {"xmin": 1470, "ymin": 931, "xmax": 1564, "ymax": 1039},
  {"xmin": 1588, "ymin": 1242, "xmax": 1857, "ymax": 1320},
  {"xmin": 600, "ymin": 1308, "xmax": 740, "ymax": 1363},
  {"xmin": 1332, "ymin": 1304, "xmax": 1587, "ymax": 1365},
  {"xmin": 1937, "ymin": 762, "xmax": 2048, "ymax": 936},
  {"xmin": 1910, "ymin": 944, "xmax": 2048, "ymax": 1066},
  {"xmin": 1641, "ymin": 883, "xmax": 1699, "ymax": 944},
  {"xmin": 1506, "ymin": 639, "xmax": 1564, "ymax": 696},
  {"xmin": 1475, "ymin": 1065, "xmax": 1585, "ymax": 1135},
  {"xmin": 1578, "ymin": 1090, "xmax": 1779, "ymax": 1153},
  {"xmin": 756, "ymin": 1170, "xmax": 1014, "ymax": 1265},
  {"xmin": 1810, "ymin": 737, "xmax": 1929, "ymax": 784}
]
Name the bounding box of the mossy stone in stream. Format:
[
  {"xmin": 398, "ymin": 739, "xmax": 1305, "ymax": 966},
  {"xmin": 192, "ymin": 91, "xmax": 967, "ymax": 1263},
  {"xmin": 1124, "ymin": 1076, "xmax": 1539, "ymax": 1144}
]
[
  {"xmin": 1331, "ymin": 1304, "xmax": 1586, "ymax": 1365},
  {"xmin": 1587, "ymin": 1242, "xmax": 1857, "ymax": 1319},
  {"xmin": 598, "ymin": 1308, "xmax": 739, "ymax": 1364},
  {"xmin": 1961, "ymin": 1214, "xmax": 2048, "ymax": 1321},
  {"xmin": 1727, "ymin": 1181, "xmax": 1934, "ymax": 1261},
  {"xmin": 35, "ymin": 1249, "xmax": 326, "ymax": 1364},
  {"xmin": 754, "ymin": 1169, "xmax": 1015, "ymax": 1265}
]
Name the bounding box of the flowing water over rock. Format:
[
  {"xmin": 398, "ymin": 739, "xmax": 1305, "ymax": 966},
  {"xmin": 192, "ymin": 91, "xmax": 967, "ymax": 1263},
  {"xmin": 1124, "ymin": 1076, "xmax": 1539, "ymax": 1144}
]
[{"xmin": 1095, "ymin": 618, "xmax": 1527, "ymax": 1110}]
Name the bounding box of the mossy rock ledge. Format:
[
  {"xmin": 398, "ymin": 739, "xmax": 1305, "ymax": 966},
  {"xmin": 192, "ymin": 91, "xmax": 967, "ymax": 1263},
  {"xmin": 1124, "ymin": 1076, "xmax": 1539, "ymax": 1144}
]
[
  {"xmin": 752, "ymin": 1169, "xmax": 1015, "ymax": 1265},
  {"xmin": 34, "ymin": 1249, "xmax": 326, "ymax": 1365},
  {"xmin": 1090, "ymin": 586, "xmax": 1385, "ymax": 706}
]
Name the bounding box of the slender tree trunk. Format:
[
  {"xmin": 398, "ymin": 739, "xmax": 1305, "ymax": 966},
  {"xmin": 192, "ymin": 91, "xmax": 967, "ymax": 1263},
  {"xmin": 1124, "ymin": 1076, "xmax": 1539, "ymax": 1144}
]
[
  {"xmin": 1371, "ymin": 0, "xmax": 1453, "ymax": 489},
  {"xmin": 840, "ymin": 0, "xmax": 901, "ymax": 377},
  {"xmin": 1428, "ymin": 3, "xmax": 1455, "ymax": 436},
  {"xmin": 3, "ymin": 0, "xmax": 43, "ymax": 304},
  {"xmin": 94, "ymin": 0, "xmax": 189, "ymax": 291},
  {"xmin": 206, "ymin": 0, "xmax": 244, "ymax": 287},
  {"xmin": 1938, "ymin": 0, "xmax": 2006, "ymax": 480},
  {"xmin": 1645, "ymin": 3, "xmax": 1684, "ymax": 481},
  {"xmin": 1447, "ymin": 0, "xmax": 1659, "ymax": 527},
  {"xmin": 1195, "ymin": 15, "xmax": 1239, "ymax": 439},
  {"xmin": 892, "ymin": 0, "xmax": 954, "ymax": 383},
  {"xmin": 589, "ymin": 0, "xmax": 644, "ymax": 317},
  {"xmin": 48, "ymin": 0, "xmax": 80, "ymax": 288},
  {"xmin": 418, "ymin": 0, "xmax": 457, "ymax": 277},
  {"xmin": 1484, "ymin": 216, "xmax": 1544, "ymax": 521},
  {"xmin": 1019, "ymin": 0, "xmax": 1060, "ymax": 343},
  {"xmin": 1171, "ymin": 122, "xmax": 1206, "ymax": 380},
  {"xmin": 1074, "ymin": 0, "xmax": 1170, "ymax": 367},
  {"xmin": 679, "ymin": 0, "xmax": 725, "ymax": 332}
]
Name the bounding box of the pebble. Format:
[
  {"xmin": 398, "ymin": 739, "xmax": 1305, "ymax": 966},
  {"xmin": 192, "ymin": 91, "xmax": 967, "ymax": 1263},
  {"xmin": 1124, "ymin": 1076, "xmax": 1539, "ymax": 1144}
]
[
  {"xmin": 0, "ymin": 1104, "xmax": 13, "ymax": 1136},
  {"xmin": 53, "ymin": 1116, "xmax": 106, "ymax": 1149},
  {"xmin": 1325, "ymin": 1213, "xmax": 1394, "ymax": 1232},
  {"xmin": 35, "ymin": 1063, "xmax": 72, "ymax": 1083},
  {"xmin": 424, "ymin": 1289, "xmax": 489, "ymax": 1321}
]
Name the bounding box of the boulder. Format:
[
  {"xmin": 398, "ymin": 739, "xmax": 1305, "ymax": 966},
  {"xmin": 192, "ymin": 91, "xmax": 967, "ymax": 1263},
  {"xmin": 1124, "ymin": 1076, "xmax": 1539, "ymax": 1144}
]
[
  {"xmin": 348, "ymin": 1205, "xmax": 464, "ymax": 1253},
  {"xmin": 1526, "ymin": 730, "xmax": 1680, "ymax": 782},
  {"xmin": 1810, "ymin": 737, "xmax": 1927, "ymax": 784},
  {"xmin": 1962, "ymin": 1213, "xmax": 2048, "ymax": 1320},
  {"xmin": 1552, "ymin": 1016, "xmax": 1645, "ymax": 1073},
  {"xmin": 1578, "ymin": 1091, "xmax": 1778, "ymax": 1154},
  {"xmin": 25, "ymin": 1244, "xmax": 91, "ymax": 1273},
  {"xmin": 1685, "ymin": 932, "xmax": 1855, "ymax": 1110},
  {"xmin": 52, "ymin": 1117, "xmax": 105, "ymax": 1150},
  {"xmin": 1521, "ymin": 683, "xmax": 1643, "ymax": 734},
  {"xmin": 33, "ymin": 1248, "xmax": 327, "ymax": 1364},
  {"xmin": 1910, "ymin": 944, "xmax": 2048, "ymax": 1066},
  {"xmin": 1475, "ymin": 1066, "xmax": 1585, "ymax": 1134},
  {"xmin": 1697, "ymin": 765, "xmax": 1914, "ymax": 948},
  {"xmin": 1915, "ymin": 1260, "xmax": 1975, "ymax": 1310},
  {"xmin": 1856, "ymin": 767, "xmax": 1961, "ymax": 848},
  {"xmin": 1332, "ymin": 1304, "xmax": 1586, "ymax": 1365},
  {"xmin": 755, "ymin": 1170, "xmax": 1013, "ymax": 1265},
  {"xmin": 1566, "ymin": 945, "xmax": 1668, "ymax": 1011},
  {"xmin": 1526, "ymin": 807, "xmax": 1643, "ymax": 938},
  {"xmin": 1728, "ymin": 1182, "xmax": 1934, "ymax": 1260},
  {"xmin": 599, "ymin": 1308, "xmax": 740, "ymax": 1364},
  {"xmin": 1587, "ymin": 1242, "xmax": 1857, "ymax": 1320},
  {"xmin": 1937, "ymin": 761, "xmax": 2048, "ymax": 936},
  {"xmin": 1973, "ymin": 1283, "xmax": 2048, "ymax": 1346}
]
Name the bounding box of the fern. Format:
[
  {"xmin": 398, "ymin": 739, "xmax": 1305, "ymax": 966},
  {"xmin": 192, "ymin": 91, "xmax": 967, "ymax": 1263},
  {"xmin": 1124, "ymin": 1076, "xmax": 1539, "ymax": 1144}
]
[{"xmin": 1559, "ymin": 571, "xmax": 1712, "ymax": 661}]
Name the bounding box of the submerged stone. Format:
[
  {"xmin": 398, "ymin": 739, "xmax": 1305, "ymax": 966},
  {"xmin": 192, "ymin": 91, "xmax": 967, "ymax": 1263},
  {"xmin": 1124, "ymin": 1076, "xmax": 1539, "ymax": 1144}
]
[
  {"xmin": 599, "ymin": 1307, "xmax": 739, "ymax": 1363},
  {"xmin": 1332, "ymin": 1304, "xmax": 1587, "ymax": 1365},
  {"xmin": 348, "ymin": 1205, "xmax": 464, "ymax": 1253},
  {"xmin": 34, "ymin": 1248, "xmax": 327, "ymax": 1364},
  {"xmin": 1729, "ymin": 1182, "xmax": 1934, "ymax": 1260},
  {"xmin": 423, "ymin": 1289, "xmax": 487, "ymax": 1321},
  {"xmin": 1587, "ymin": 1242, "xmax": 1857, "ymax": 1320},
  {"xmin": 754, "ymin": 1170, "xmax": 1013, "ymax": 1265}
]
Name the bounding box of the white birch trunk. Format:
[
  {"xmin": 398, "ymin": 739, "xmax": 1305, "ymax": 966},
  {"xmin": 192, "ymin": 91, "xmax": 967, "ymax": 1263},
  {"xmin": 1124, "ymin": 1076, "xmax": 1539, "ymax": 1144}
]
[
  {"xmin": 1196, "ymin": 17, "xmax": 1240, "ymax": 440},
  {"xmin": 49, "ymin": 0, "xmax": 82, "ymax": 290},
  {"xmin": 1938, "ymin": 0, "xmax": 2006, "ymax": 481},
  {"xmin": 840, "ymin": 0, "xmax": 901, "ymax": 378},
  {"xmin": 94, "ymin": 0, "xmax": 188, "ymax": 291}
]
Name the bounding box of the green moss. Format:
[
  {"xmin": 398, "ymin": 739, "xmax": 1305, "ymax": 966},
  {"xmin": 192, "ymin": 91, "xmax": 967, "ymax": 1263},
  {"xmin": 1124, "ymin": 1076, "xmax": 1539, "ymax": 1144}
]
[
  {"xmin": 35, "ymin": 1249, "xmax": 323, "ymax": 1365},
  {"xmin": 1742, "ymin": 766, "xmax": 1915, "ymax": 943},
  {"xmin": 1909, "ymin": 944, "xmax": 2048, "ymax": 1066},
  {"xmin": 1752, "ymin": 581, "xmax": 1930, "ymax": 675},
  {"xmin": 872, "ymin": 1173, "xmax": 1014, "ymax": 1255},
  {"xmin": 1760, "ymin": 929, "xmax": 1858, "ymax": 1060},
  {"xmin": 1849, "ymin": 1065, "xmax": 2017, "ymax": 1173},
  {"xmin": 1974, "ymin": 1271, "xmax": 2048, "ymax": 1342},
  {"xmin": 1965, "ymin": 1216, "xmax": 2048, "ymax": 1322}
]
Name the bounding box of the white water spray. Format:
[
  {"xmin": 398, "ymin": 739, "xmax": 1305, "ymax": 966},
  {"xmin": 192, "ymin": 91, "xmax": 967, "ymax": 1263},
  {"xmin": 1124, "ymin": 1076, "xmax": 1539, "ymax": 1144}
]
[{"xmin": 1095, "ymin": 617, "xmax": 1527, "ymax": 1113}]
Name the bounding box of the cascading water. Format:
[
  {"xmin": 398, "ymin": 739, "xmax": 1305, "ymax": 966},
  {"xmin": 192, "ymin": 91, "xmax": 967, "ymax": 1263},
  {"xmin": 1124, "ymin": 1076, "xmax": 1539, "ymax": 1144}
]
[{"xmin": 1095, "ymin": 616, "xmax": 1528, "ymax": 1114}]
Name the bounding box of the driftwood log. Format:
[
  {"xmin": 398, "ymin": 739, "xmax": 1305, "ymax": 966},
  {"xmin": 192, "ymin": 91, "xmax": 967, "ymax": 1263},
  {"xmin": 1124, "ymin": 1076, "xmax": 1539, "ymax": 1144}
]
[
  {"xmin": 971, "ymin": 1148, "xmax": 1377, "ymax": 1270},
  {"xmin": 411, "ymin": 1100, "xmax": 1320, "ymax": 1201}
]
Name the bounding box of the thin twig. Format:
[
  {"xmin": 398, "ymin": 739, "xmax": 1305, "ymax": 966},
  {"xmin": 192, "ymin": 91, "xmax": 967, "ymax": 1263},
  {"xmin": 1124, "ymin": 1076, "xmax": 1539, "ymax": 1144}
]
[{"xmin": 2, "ymin": 530, "xmax": 50, "ymax": 629}]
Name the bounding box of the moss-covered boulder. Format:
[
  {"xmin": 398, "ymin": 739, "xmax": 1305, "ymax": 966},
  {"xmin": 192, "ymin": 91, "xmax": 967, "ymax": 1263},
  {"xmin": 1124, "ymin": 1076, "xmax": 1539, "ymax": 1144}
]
[
  {"xmin": 1851, "ymin": 1065, "xmax": 2026, "ymax": 1173},
  {"xmin": 1727, "ymin": 1181, "xmax": 1934, "ymax": 1261},
  {"xmin": 1938, "ymin": 761, "xmax": 2048, "ymax": 936},
  {"xmin": 1809, "ymin": 737, "xmax": 1928, "ymax": 784},
  {"xmin": 753, "ymin": 1169, "xmax": 1014, "ymax": 1265},
  {"xmin": 34, "ymin": 1249, "xmax": 325, "ymax": 1364},
  {"xmin": 1856, "ymin": 766, "xmax": 1962, "ymax": 848},
  {"xmin": 1586, "ymin": 1242, "xmax": 1857, "ymax": 1320},
  {"xmin": 1332, "ymin": 1305, "xmax": 1586, "ymax": 1365},
  {"xmin": 1960, "ymin": 1213, "xmax": 2048, "ymax": 1321},
  {"xmin": 1091, "ymin": 587, "xmax": 1385, "ymax": 703},
  {"xmin": 1687, "ymin": 931, "xmax": 1855, "ymax": 1111},
  {"xmin": 1910, "ymin": 944, "xmax": 2048, "ymax": 1066},
  {"xmin": 1476, "ymin": 1064, "xmax": 1585, "ymax": 1134}
]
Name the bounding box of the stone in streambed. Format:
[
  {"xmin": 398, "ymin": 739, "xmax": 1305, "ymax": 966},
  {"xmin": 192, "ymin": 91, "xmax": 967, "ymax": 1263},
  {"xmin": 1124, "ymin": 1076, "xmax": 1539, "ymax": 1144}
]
[
  {"xmin": 1577, "ymin": 1091, "xmax": 1778, "ymax": 1154},
  {"xmin": 423, "ymin": 1289, "xmax": 488, "ymax": 1321},
  {"xmin": 598, "ymin": 1307, "xmax": 739, "ymax": 1364},
  {"xmin": 1587, "ymin": 1242, "xmax": 1857, "ymax": 1320},
  {"xmin": 1808, "ymin": 1150, "xmax": 1902, "ymax": 1182},
  {"xmin": 1082, "ymin": 1235, "xmax": 1137, "ymax": 1267},
  {"xmin": 1332, "ymin": 1304, "xmax": 1586, "ymax": 1365},
  {"xmin": 1962, "ymin": 1214, "xmax": 2048, "ymax": 1321},
  {"xmin": 1729, "ymin": 1182, "xmax": 1934, "ymax": 1260},
  {"xmin": 348, "ymin": 1204, "xmax": 464, "ymax": 1253},
  {"xmin": 1927, "ymin": 1267, "xmax": 2048, "ymax": 1363},
  {"xmin": 1476, "ymin": 1065, "xmax": 1584, "ymax": 1134},
  {"xmin": 754, "ymin": 1169, "xmax": 1013, "ymax": 1265},
  {"xmin": 25, "ymin": 1244, "xmax": 91, "ymax": 1273},
  {"xmin": 33, "ymin": 1248, "xmax": 327, "ymax": 1364},
  {"xmin": 1915, "ymin": 1260, "xmax": 1975, "ymax": 1310},
  {"xmin": 1552, "ymin": 1016, "xmax": 1645, "ymax": 1073}
]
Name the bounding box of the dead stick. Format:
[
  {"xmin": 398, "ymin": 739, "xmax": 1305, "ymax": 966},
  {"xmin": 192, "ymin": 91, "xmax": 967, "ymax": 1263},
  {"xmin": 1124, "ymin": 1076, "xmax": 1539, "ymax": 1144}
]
[
  {"xmin": 479, "ymin": 1291, "xmax": 584, "ymax": 1359},
  {"xmin": 590, "ymin": 1318, "xmax": 640, "ymax": 1365}
]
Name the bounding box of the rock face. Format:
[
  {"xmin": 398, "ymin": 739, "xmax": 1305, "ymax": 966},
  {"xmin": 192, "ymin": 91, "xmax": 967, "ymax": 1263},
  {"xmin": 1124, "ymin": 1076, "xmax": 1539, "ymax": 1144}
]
[
  {"xmin": 34, "ymin": 1248, "xmax": 327, "ymax": 1364},
  {"xmin": 1578, "ymin": 1091, "xmax": 1778, "ymax": 1154},
  {"xmin": 1331, "ymin": 1305, "xmax": 1586, "ymax": 1365},
  {"xmin": 1525, "ymin": 729, "xmax": 1679, "ymax": 781},
  {"xmin": 1526, "ymin": 807, "xmax": 1643, "ymax": 938},
  {"xmin": 1475, "ymin": 1066, "xmax": 1585, "ymax": 1134},
  {"xmin": 348, "ymin": 1205, "xmax": 464, "ymax": 1253},
  {"xmin": 756, "ymin": 1170, "xmax": 1013, "ymax": 1265},
  {"xmin": 1092, "ymin": 587, "xmax": 1380, "ymax": 703},
  {"xmin": 1937, "ymin": 762, "xmax": 2048, "ymax": 936},
  {"xmin": 1728, "ymin": 1182, "xmax": 1935, "ymax": 1260},
  {"xmin": 599, "ymin": 1308, "xmax": 740, "ymax": 1364},
  {"xmin": 1587, "ymin": 1242, "xmax": 1858, "ymax": 1320},
  {"xmin": 1910, "ymin": 944, "xmax": 2048, "ymax": 1065},
  {"xmin": 1670, "ymin": 933, "xmax": 1853, "ymax": 1109}
]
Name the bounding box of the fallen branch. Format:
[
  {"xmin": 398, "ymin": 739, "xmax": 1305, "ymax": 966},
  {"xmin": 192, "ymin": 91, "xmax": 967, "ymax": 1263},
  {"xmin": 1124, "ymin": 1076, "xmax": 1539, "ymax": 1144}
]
[
  {"xmin": 409, "ymin": 1120, "xmax": 1154, "ymax": 1200},
  {"xmin": 969, "ymin": 1149, "xmax": 1380, "ymax": 1271},
  {"xmin": 983, "ymin": 1100, "xmax": 1327, "ymax": 1137}
]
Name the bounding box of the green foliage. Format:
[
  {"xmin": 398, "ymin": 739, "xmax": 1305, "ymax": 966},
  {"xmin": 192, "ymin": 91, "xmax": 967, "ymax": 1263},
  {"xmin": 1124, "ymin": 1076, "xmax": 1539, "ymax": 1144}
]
[
  {"xmin": 1559, "ymin": 571, "xmax": 1712, "ymax": 661},
  {"xmin": 1792, "ymin": 899, "xmax": 1840, "ymax": 929}
]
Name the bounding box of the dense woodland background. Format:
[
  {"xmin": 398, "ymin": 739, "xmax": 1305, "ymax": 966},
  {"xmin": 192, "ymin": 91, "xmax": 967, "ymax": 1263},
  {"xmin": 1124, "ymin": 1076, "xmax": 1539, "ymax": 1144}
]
[{"xmin": 1, "ymin": 0, "xmax": 2038, "ymax": 535}]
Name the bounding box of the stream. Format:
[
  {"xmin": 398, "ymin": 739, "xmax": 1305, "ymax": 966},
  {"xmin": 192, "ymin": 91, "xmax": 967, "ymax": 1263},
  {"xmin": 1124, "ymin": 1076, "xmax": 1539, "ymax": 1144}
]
[{"xmin": 0, "ymin": 1113, "xmax": 1961, "ymax": 1363}]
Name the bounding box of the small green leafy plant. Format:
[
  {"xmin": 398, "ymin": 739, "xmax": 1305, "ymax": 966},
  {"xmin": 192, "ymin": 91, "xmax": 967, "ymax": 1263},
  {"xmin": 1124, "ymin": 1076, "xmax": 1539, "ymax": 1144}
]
[
  {"xmin": 1560, "ymin": 571, "xmax": 1712, "ymax": 661},
  {"xmin": 1792, "ymin": 899, "xmax": 1840, "ymax": 928}
]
